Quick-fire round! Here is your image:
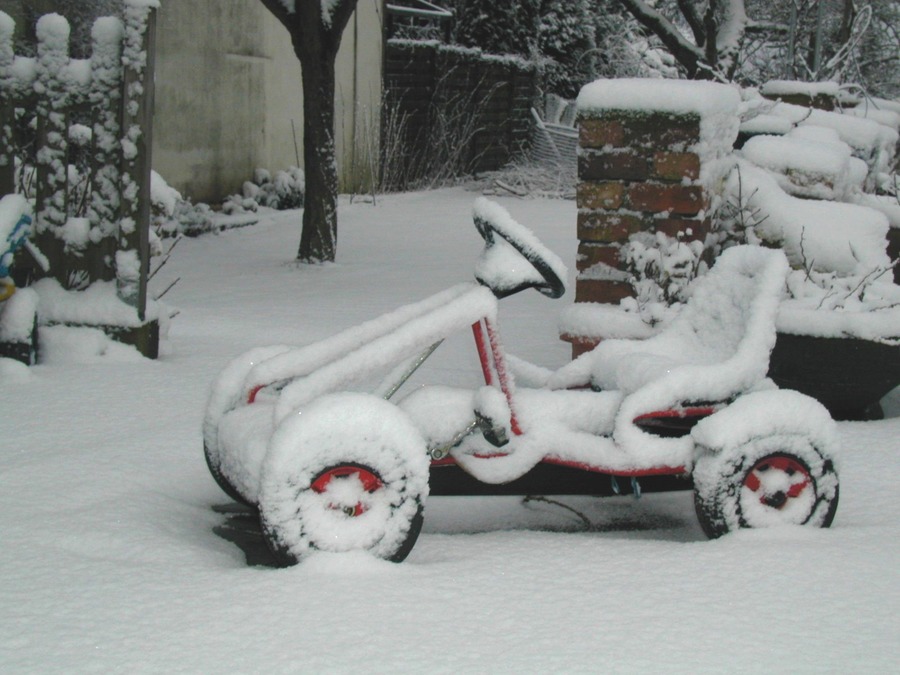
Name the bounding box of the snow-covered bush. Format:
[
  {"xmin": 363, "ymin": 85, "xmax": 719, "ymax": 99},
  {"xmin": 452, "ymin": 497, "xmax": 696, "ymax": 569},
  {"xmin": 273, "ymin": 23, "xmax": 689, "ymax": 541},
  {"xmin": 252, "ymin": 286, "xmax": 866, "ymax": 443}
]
[
  {"xmin": 222, "ymin": 167, "xmax": 305, "ymax": 214},
  {"xmin": 538, "ymin": 0, "xmax": 596, "ymax": 99},
  {"xmin": 150, "ymin": 171, "xmax": 215, "ymax": 238},
  {"xmin": 620, "ymin": 232, "xmax": 707, "ymax": 325},
  {"xmin": 167, "ymin": 200, "xmax": 215, "ymax": 238},
  {"xmin": 716, "ymin": 158, "xmax": 897, "ymax": 342}
]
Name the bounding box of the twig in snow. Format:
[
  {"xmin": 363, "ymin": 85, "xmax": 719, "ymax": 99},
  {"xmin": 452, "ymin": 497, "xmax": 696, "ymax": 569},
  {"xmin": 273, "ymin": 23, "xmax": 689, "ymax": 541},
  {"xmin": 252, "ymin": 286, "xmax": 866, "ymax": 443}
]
[
  {"xmin": 842, "ymin": 260, "xmax": 897, "ymax": 303},
  {"xmin": 148, "ymin": 235, "xmax": 182, "ymax": 281},
  {"xmin": 522, "ymin": 495, "xmax": 593, "ymax": 530},
  {"xmin": 153, "ymin": 276, "xmax": 180, "ymax": 301},
  {"xmin": 493, "ymin": 179, "xmax": 529, "ymax": 197},
  {"xmin": 799, "ymin": 226, "xmax": 815, "ymax": 280}
]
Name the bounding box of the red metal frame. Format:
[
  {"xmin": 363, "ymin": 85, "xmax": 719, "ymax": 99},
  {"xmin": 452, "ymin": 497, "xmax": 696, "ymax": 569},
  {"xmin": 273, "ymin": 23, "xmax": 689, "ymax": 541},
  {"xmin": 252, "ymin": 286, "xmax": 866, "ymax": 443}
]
[
  {"xmin": 632, "ymin": 406, "xmax": 718, "ymax": 423},
  {"xmin": 542, "ymin": 457, "xmax": 686, "ymax": 477},
  {"xmin": 472, "ymin": 319, "xmax": 522, "ymax": 436}
]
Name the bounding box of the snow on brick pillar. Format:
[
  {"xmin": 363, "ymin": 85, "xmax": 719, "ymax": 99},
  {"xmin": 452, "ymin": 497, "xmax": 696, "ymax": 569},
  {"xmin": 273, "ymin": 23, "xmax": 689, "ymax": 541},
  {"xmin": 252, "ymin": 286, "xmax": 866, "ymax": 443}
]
[{"xmin": 563, "ymin": 79, "xmax": 741, "ymax": 358}]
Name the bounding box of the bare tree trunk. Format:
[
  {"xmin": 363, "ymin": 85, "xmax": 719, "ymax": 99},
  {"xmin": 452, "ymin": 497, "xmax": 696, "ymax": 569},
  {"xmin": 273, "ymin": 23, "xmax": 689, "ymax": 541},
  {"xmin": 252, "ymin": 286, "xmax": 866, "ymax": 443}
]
[
  {"xmin": 258, "ymin": 0, "xmax": 358, "ymax": 264},
  {"xmin": 296, "ymin": 44, "xmax": 338, "ymax": 262}
]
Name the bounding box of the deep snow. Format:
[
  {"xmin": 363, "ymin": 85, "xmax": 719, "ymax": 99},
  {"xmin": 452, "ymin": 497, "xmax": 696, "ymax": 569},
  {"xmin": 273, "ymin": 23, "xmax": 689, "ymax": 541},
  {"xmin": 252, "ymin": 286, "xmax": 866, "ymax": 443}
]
[{"xmin": 2, "ymin": 188, "xmax": 898, "ymax": 672}]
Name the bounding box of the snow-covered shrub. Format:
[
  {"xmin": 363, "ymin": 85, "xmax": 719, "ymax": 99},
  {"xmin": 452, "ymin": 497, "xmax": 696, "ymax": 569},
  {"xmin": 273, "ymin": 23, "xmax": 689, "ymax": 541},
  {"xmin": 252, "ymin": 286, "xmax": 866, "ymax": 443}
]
[
  {"xmin": 740, "ymin": 127, "xmax": 867, "ymax": 201},
  {"xmin": 448, "ymin": 0, "xmax": 540, "ymax": 58},
  {"xmin": 715, "ymin": 160, "xmax": 898, "ymax": 342},
  {"xmin": 149, "ymin": 170, "xmax": 215, "ymax": 238},
  {"xmin": 221, "ymin": 194, "xmax": 258, "ymax": 216},
  {"xmin": 538, "ymin": 0, "xmax": 596, "ymax": 99},
  {"xmin": 169, "ymin": 200, "xmax": 215, "ymax": 238},
  {"xmin": 222, "ymin": 166, "xmax": 305, "ymax": 214},
  {"xmin": 620, "ymin": 232, "xmax": 707, "ymax": 326},
  {"xmin": 150, "ymin": 170, "xmax": 180, "ymax": 233}
]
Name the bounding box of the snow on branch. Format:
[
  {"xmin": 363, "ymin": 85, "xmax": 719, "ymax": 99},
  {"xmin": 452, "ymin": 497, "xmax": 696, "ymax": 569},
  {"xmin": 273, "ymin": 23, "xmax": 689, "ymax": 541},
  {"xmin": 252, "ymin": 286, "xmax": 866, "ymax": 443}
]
[{"xmin": 617, "ymin": 0, "xmax": 707, "ymax": 78}]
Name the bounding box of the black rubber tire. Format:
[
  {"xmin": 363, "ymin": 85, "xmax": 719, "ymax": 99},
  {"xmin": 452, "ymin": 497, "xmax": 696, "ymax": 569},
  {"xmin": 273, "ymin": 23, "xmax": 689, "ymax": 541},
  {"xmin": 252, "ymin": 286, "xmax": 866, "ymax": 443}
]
[
  {"xmin": 262, "ymin": 461, "xmax": 425, "ymax": 567},
  {"xmin": 203, "ymin": 344, "xmax": 292, "ymax": 506},
  {"xmin": 388, "ymin": 503, "xmax": 425, "ymax": 563},
  {"xmin": 261, "ymin": 461, "xmax": 426, "ymax": 567},
  {"xmin": 693, "ymin": 434, "xmax": 839, "ymax": 539},
  {"xmin": 204, "ymin": 442, "xmax": 255, "ymax": 507}
]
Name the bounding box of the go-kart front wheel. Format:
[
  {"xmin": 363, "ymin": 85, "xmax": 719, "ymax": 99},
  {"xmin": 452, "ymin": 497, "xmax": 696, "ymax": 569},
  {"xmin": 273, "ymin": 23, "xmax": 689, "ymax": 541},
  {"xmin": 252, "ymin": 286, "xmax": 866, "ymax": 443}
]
[
  {"xmin": 693, "ymin": 434, "xmax": 839, "ymax": 539},
  {"xmin": 258, "ymin": 393, "xmax": 430, "ymax": 565}
]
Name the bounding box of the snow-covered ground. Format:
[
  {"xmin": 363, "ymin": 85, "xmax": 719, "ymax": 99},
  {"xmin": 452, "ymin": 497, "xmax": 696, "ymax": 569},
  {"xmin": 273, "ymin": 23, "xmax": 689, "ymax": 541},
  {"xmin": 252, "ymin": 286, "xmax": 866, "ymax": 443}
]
[{"xmin": 3, "ymin": 188, "xmax": 898, "ymax": 672}]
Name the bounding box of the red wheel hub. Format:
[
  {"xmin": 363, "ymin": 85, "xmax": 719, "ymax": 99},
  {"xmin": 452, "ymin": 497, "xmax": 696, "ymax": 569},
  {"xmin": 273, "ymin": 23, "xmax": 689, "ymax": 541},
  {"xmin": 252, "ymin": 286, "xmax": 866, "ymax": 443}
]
[
  {"xmin": 311, "ymin": 466, "xmax": 383, "ymax": 517},
  {"xmin": 743, "ymin": 455, "xmax": 811, "ymax": 509}
]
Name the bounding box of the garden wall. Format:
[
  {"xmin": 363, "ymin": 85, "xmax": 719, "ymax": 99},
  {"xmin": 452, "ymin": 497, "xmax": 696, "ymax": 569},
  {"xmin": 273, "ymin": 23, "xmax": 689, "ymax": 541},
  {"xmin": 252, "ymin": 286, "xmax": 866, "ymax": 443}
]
[
  {"xmin": 561, "ymin": 80, "xmax": 742, "ymax": 358},
  {"xmin": 382, "ymin": 39, "xmax": 537, "ymax": 189}
]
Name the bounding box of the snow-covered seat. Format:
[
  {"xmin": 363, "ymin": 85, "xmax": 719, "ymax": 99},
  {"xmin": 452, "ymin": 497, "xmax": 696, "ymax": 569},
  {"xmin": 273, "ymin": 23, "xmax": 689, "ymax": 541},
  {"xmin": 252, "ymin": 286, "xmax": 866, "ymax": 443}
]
[{"xmin": 549, "ymin": 246, "xmax": 790, "ymax": 406}]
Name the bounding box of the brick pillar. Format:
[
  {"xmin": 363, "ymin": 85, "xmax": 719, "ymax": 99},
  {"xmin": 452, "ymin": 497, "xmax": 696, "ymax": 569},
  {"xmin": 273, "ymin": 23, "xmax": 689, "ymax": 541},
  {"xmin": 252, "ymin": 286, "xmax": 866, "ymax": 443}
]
[{"xmin": 562, "ymin": 80, "xmax": 740, "ymax": 358}]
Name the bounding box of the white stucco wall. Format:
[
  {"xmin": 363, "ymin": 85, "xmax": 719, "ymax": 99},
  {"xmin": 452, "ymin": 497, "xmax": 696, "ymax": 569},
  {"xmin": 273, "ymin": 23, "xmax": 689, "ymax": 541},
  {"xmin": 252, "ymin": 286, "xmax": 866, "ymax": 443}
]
[
  {"xmin": 153, "ymin": 0, "xmax": 383, "ymax": 203},
  {"xmin": 334, "ymin": 0, "xmax": 384, "ymax": 192}
]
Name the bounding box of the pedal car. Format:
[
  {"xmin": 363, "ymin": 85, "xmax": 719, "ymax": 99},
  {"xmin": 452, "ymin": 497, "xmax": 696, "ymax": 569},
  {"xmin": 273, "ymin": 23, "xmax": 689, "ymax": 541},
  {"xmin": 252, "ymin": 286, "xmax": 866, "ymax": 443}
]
[
  {"xmin": 204, "ymin": 198, "xmax": 839, "ymax": 565},
  {"xmin": 0, "ymin": 194, "xmax": 38, "ymax": 365}
]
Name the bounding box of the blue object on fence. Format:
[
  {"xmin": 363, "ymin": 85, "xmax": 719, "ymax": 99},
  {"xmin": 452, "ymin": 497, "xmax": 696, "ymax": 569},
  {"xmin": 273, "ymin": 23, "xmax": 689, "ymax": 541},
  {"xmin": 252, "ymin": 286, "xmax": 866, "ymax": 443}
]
[{"xmin": 0, "ymin": 214, "xmax": 32, "ymax": 279}]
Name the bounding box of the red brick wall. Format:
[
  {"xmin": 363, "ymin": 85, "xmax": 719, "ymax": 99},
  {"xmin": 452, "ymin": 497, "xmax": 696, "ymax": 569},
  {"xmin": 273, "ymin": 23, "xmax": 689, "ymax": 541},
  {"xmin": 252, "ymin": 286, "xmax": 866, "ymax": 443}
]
[{"xmin": 564, "ymin": 109, "xmax": 713, "ymax": 357}]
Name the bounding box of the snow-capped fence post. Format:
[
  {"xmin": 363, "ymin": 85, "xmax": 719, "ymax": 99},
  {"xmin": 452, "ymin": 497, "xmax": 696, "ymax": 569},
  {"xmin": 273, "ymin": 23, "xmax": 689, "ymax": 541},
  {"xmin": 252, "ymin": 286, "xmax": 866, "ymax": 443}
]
[
  {"xmin": 0, "ymin": 13, "xmax": 17, "ymax": 197},
  {"xmin": 117, "ymin": 1, "xmax": 156, "ymax": 329},
  {"xmin": 87, "ymin": 16, "xmax": 125, "ymax": 285},
  {"xmin": 33, "ymin": 15, "xmax": 73, "ymax": 283},
  {"xmin": 0, "ymin": 2, "xmax": 160, "ymax": 359},
  {"xmin": 562, "ymin": 79, "xmax": 741, "ymax": 358}
]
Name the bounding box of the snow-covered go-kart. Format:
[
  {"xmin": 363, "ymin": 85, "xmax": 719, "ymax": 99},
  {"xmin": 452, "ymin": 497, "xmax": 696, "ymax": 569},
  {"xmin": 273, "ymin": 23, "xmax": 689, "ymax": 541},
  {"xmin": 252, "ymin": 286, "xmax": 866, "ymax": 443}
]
[{"xmin": 203, "ymin": 198, "xmax": 839, "ymax": 565}]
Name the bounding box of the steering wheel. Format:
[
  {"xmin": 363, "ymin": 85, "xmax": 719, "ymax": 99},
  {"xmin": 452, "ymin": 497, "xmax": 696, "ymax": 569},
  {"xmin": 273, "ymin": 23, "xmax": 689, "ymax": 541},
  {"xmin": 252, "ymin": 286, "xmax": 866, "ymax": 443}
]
[{"xmin": 473, "ymin": 208, "xmax": 566, "ymax": 300}]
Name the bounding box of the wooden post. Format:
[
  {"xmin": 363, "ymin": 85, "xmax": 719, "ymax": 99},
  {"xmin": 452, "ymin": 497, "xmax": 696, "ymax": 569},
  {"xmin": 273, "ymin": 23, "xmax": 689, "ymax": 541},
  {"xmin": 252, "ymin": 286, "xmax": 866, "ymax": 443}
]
[
  {"xmin": 87, "ymin": 16, "xmax": 124, "ymax": 283},
  {"xmin": 118, "ymin": 3, "xmax": 156, "ymax": 321},
  {"xmin": 34, "ymin": 14, "xmax": 71, "ymax": 287}
]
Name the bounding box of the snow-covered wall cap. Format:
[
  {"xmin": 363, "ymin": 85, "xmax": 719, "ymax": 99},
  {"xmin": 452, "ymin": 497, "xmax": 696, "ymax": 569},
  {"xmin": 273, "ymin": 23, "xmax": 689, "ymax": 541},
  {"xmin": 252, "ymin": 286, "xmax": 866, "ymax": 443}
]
[
  {"xmin": 35, "ymin": 13, "xmax": 70, "ymax": 43},
  {"xmin": 576, "ymin": 78, "xmax": 741, "ymax": 119},
  {"xmin": 760, "ymin": 80, "xmax": 840, "ymax": 97}
]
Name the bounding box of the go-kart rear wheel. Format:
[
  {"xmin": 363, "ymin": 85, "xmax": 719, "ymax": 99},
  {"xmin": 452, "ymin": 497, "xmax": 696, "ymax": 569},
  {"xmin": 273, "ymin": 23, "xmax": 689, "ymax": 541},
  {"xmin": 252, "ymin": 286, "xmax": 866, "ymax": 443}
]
[
  {"xmin": 259, "ymin": 393, "xmax": 429, "ymax": 565},
  {"xmin": 204, "ymin": 442, "xmax": 254, "ymax": 507},
  {"xmin": 203, "ymin": 344, "xmax": 292, "ymax": 506},
  {"xmin": 693, "ymin": 434, "xmax": 839, "ymax": 539}
]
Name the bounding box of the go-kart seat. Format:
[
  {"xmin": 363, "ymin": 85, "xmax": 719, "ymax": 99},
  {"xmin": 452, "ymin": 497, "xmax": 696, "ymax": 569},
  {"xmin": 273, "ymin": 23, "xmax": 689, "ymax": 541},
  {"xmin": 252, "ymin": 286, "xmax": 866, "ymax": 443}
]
[{"xmin": 549, "ymin": 246, "xmax": 790, "ymax": 410}]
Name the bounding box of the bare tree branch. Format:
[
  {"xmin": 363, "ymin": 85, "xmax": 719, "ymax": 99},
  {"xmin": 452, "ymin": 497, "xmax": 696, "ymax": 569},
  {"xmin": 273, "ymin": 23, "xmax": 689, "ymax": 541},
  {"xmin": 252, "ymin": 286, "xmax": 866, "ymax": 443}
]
[
  {"xmin": 616, "ymin": 0, "xmax": 707, "ymax": 77},
  {"xmin": 677, "ymin": 0, "xmax": 706, "ymax": 46}
]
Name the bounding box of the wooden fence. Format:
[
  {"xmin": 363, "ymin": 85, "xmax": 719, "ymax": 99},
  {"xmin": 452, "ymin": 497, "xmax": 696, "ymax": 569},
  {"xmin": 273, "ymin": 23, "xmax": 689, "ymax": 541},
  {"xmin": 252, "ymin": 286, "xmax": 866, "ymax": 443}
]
[
  {"xmin": 0, "ymin": 1, "xmax": 157, "ymax": 356},
  {"xmin": 383, "ymin": 39, "xmax": 538, "ymax": 189}
]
